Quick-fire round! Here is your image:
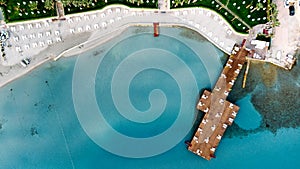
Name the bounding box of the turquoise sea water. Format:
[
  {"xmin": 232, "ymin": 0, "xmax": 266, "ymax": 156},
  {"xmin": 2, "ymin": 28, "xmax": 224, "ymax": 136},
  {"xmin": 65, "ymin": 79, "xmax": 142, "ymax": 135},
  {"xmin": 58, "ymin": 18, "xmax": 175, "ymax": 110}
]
[
  {"xmin": 0, "ymin": 27, "xmax": 299, "ymax": 169},
  {"xmin": 235, "ymin": 94, "xmax": 262, "ymax": 130}
]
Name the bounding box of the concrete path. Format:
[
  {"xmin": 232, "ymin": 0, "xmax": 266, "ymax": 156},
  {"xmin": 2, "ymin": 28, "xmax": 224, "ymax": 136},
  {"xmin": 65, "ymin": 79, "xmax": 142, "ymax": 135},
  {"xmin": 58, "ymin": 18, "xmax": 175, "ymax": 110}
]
[
  {"xmin": 270, "ymin": 0, "xmax": 300, "ymax": 57},
  {"xmin": 262, "ymin": 0, "xmax": 300, "ymax": 69}
]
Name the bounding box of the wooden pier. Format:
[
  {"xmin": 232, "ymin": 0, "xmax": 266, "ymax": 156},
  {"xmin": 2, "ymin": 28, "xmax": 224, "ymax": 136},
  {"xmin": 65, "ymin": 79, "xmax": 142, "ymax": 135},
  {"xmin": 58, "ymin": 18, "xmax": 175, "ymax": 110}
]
[
  {"xmin": 153, "ymin": 22, "xmax": 159, "ymax": 37},
  {"xmin": 187, "ymin": 43, "xmax": 249, "ymax": 160}
]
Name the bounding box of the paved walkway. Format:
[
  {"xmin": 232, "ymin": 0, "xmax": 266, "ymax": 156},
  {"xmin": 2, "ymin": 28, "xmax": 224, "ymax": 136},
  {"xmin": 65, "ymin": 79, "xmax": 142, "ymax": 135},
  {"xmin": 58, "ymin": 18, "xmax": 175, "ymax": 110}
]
[{"xmin": 269, "ymin": 0, "xmax": 300, "ymax": 61}]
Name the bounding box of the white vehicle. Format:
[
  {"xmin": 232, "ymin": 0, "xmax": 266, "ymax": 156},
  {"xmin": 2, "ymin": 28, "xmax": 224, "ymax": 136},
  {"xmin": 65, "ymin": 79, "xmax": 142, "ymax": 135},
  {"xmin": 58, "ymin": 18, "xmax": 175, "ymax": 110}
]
[{"xmin": 20, "ymin": 58, "xmax": 30, "ymax": 67}]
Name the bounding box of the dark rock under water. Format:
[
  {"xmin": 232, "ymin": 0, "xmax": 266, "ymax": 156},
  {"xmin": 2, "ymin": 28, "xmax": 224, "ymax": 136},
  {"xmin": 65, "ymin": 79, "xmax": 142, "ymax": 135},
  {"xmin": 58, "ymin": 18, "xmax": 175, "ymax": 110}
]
[{"xmin": 226, "ymin": 51, "xmax": 300, "ymax": 136}]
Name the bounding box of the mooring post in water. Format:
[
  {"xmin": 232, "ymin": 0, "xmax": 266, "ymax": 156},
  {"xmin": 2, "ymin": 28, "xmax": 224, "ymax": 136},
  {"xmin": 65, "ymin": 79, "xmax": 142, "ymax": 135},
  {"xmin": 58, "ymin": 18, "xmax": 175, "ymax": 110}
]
[{"xmin": 242, "ymin": 59, "xmax": 250, "ymax": 88}]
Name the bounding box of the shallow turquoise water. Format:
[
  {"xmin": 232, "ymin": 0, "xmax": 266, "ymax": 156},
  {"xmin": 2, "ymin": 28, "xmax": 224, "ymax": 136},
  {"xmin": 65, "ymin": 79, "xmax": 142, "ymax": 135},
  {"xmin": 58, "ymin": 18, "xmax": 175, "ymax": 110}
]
[
  {"xmin": 235, "ymin": 94, "xmax": 262, "ymax": 130},
  {"xmin": 0, "ymin": 27, "xmax": 299, "ymax": 168}
]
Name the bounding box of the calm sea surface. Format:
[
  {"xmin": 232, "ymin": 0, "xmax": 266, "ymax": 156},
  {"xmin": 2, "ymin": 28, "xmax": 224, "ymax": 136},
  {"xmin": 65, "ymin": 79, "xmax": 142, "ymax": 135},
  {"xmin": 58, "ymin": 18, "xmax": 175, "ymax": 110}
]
[{"xmin": 0, "ymin": 27, "xmax": 299, "ymax": 169}]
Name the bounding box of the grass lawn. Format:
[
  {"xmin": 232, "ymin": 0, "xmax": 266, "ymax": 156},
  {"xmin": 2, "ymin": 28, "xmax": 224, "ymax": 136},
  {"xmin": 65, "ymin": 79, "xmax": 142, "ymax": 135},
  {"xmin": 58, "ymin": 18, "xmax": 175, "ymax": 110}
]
[
  {"xmin": 172, "ymin": 0, "xmax": 269, "ymax": 33},
  {"xmin": 0, "ymin": 0, "xmax": 157, "ymax": 23},
  {"xmin": 1, "ymin": 1, "xmax": 57, "ymax": 22}
]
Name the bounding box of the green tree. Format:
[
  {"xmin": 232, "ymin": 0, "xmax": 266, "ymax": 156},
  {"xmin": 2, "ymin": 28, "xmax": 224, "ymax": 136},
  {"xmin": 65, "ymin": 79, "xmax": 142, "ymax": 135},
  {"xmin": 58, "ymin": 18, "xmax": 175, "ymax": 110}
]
[
  {"xmin": 45, "ymin": 0, "xmax": 54, "ymax": 10},
  {"xmin": 61, "ymin": 0, "xmax": 71, "ymax": 7},
  {"xmin": 173, "ymin": 0, "xmax": 181, "ymax": 7},
  {"xmin": 29, "ymin": 1, "xmax": 38, "ymax": 11},
  {"xmin": 270, "ymin": 4, "xmax": 280, "ymax": 27},
  {"xmin": 0, "ymin": 0, "xmax": 6, "ymax": 6},
  {"xmin": 127, "ymin": 0, "xmax": 136, "ymax": 4},
  {"xmin": 246, "ymin": 1, "xmax": 253, "ymax": 9},
  {"xmin": 251, "ymin": 2, "xmax": 264, "ymax": 13},
  {"xmin": 137, "ymin": 0, "xmax": 144, "ymax": 5}
]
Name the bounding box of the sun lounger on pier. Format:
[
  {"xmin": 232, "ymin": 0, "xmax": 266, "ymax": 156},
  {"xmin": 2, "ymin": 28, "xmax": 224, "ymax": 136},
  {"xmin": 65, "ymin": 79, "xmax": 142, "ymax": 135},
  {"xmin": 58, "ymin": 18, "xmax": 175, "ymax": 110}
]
[
  {"xmin": 204, "ymin": 108, "xmax": 209, "ymax": 113},
  {"xmin": 188, "ymin": 45, "xmax": 248, "ymax": 160},
  {"xmin": 226, "ymin": 63, "xmax": 232, "ymax": 68},
  {"xmin": 219, "ymin": 99, "xmax": 224, "ymax": 105},
  {"xmin": 229, "ymin": 79, "xmax": 235, "ymax": 85},
  {"xmin": 204, "ymin": 137, "xmax": 209, "ymax": 143},
  {"xmin": 232, "ymin": 111, "xmax": 237, "ymax": 117},
  {"xmin": 234, "ymin": 69, "xmax": 240, "ymax": 74},
  {"xmin": 234, "ymin": 46, "xmax": 240, "ymax": 51},
  {"xmin": 198, "ymin": 101, "xmax": 204, "ymax": 107},
  {"xmin": 211, "ymin": 125, "xmax": 216, "ymax": 131}
]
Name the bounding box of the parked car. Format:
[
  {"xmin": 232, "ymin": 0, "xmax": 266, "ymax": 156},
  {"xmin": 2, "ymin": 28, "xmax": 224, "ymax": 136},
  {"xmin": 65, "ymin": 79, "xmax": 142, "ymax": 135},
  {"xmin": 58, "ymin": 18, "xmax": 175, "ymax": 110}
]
[
  {"xmin": 20, "ymin": 58, "xmax": 30, "ymax": 67},
  {"xmin": 289, "ymin": 5, "xmax": 295, "ymax": 16}
]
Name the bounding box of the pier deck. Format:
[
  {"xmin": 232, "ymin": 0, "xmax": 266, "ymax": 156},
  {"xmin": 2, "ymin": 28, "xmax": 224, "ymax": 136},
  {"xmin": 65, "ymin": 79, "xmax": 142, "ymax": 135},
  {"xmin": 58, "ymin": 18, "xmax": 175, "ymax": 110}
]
[
  {"xmin": 188, "ymin": 44, "xmax": 249, "ymax": 160},
  {"xmin": 153, "ymin": 22, "xmax": 159, "ymax": 37}
]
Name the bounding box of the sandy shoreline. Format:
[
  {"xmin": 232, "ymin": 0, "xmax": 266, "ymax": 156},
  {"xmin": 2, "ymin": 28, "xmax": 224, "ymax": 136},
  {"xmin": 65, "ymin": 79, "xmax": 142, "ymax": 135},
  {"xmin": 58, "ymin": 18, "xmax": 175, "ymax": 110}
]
[
  {"xmin": 0, "ymin": 32, "xmax": 92, "ymax": 88},
  {"xmin": 0, "ymin": 22, "xmax": 229, "ymax": 88},
  {"xmin": 0, "ymin": 23, "xmax": 157, "ymax": 88}
]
